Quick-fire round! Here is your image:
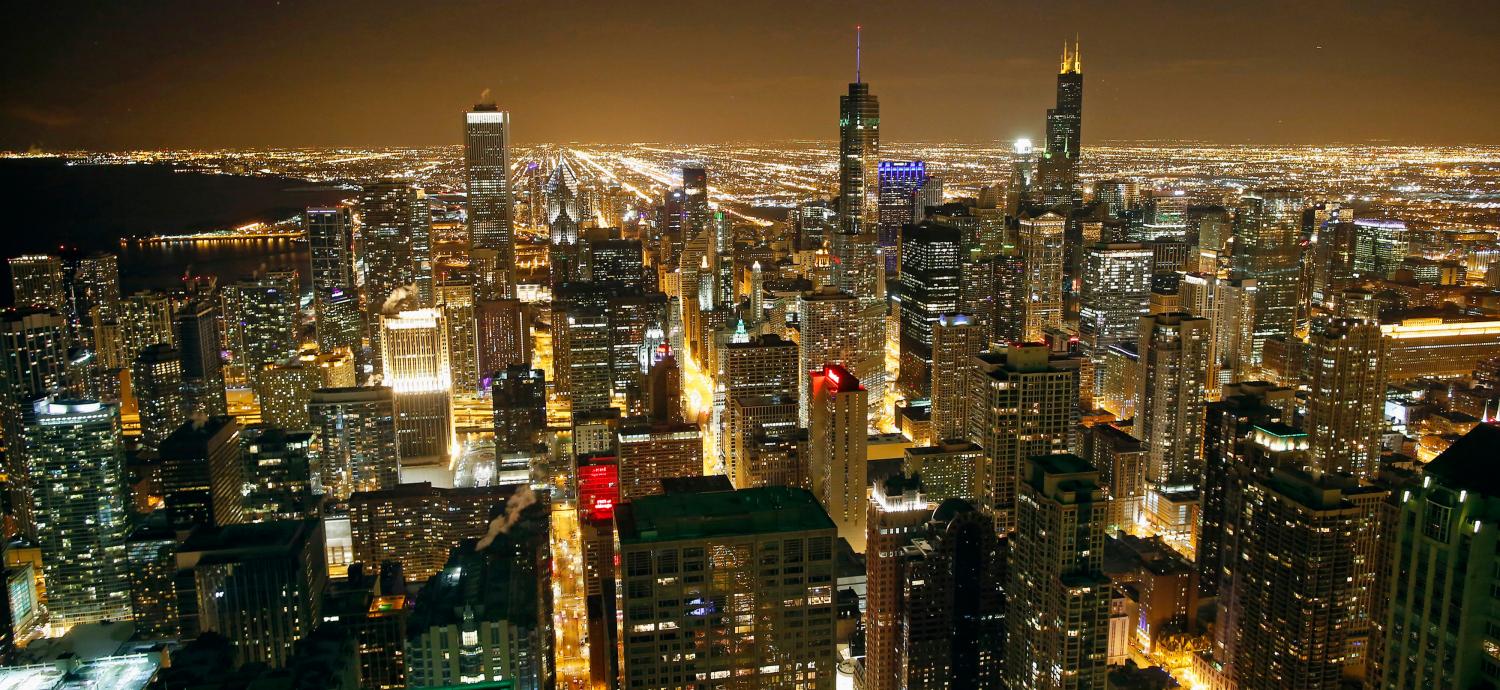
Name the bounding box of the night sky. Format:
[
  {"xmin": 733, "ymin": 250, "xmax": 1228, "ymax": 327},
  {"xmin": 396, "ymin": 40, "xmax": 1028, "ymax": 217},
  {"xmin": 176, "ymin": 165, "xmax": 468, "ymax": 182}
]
[{"xmin": 4, "ymin": 0, "xmax": 1499, "ymax": 150}]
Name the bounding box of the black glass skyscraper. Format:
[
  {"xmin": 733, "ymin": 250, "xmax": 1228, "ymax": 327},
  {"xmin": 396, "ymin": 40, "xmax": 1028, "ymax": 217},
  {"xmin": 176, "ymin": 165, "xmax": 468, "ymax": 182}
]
[{"xmin": 1038, "ymin": 39, "xmax": 1083, "ymax": 207}]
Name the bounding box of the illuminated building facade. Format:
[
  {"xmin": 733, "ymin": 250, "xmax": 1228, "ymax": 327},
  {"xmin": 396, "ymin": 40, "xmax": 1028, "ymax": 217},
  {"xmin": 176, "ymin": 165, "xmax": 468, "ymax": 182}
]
[
  {"xmin": 1037, "ymin": 39, "xmax": 1083, "ymax": 206},
  {"xmin": 223, "ymin": 273, "xmax": 300, "ymax": 383},
  {"xmin": 1216, "ymin": 467, "xmax": 1365, "ymax": 690},
  {"xmin": 118, "ymin": 290, "xmax": 175, "ymax": 363},
  {"xmin": 616, "ymin": 420, "xmax": 703, "ymax": 502},
  {"xmin": 491, "ymin": 366, "xmax": 546, "ymax": 454},
  {"xmin": 1231, "ymin": 190, "xmax": 1304, "ymax": 368},
  {"xmin": 864, "ymin": 473, "xmax": 931, "ymax": 690},
  {"xmin": 1136, "ymin": 313, "xmax": 1210, "ymax": 558},
  {"xmin": 405, "ymin": 497, "xmax": 552, "ymax": 689},
  {"xmin": 380, "ymin": 308, "xmax": 454, "ymax": 461},
  {"xmin": 1020, "ymin": 212, "xmax": 1066, "ymax": 342},
  {"xmin": 465, "ymin": 104, "xmax": 516, "ymax": 296},
  {"xmin": 16, "ymin": 398, "xmax": 132, "ymax": 627},
  {"xmin": 437, "ymin": 279, "xmax": 480, "ymax": 395},
  {"xmin": 476, "ymin": 298, "xmax": 530, "ymax": 376},
  {"xmin": 240, "ymin": 426, "xmax": 317, "ymax": 522},
  {"xmin": 877, "ymin": 160, "xmax": 927, "ymax": 274},
  {"xmin": 903, "ymin": 440, "xmax": 982, "ymax": 504},
  {"xmin": 1304, "ymin": 318, "xmax": 1386, "ymax": 479},
  {"xmin": 309, "ymin": 386, "xmax": 400, "ymax": 499},
  {"xmin": 254, "ymin": 358, "xmax": 318, "ymax": 429},
  {"xmin": 965, "ymin": 344, "xmax": 1078, "ymax": 533},
  {"xmin": 7, "ymin": 254, "xmax": 66, "ymax": 311},
  {"xmin": 1376, "ymin": 426, "xmax": 1500, "ymax": 689},
  {"xmin": 1378, "ymin": 316, "xmax": 1500, "ymax": 382},
  {"xmin": 132, "ymin": 343, "xmax": 184, "ymax": 451},
  {"xmin": 809, "ymin": 363, "xmax": 868, "ymax": 550},
  {"xmin": 1009, "ymin": 454, "xmax": 1109, "ymax": 690},
  {"xmin": 1087, "ymin": 423, "xmax": 1145, "ymax": 535},
  {"xmin": 929, "ymin": 313, "xmax": 984, "ymax": 441},
  {"xmin": 795, "ymin": 287, "xmax": 859, "ymax": 426},
  {"xmin": 616, "ymin": 486, "xmax": 837, "ymax": 690},
  {"xmin": 349, "ymin": 482, "xmax": 518, "ymax": 584},
  {"xmin": 900, "ymin": 498, "xmax": 1007, "ymax": 689},
  {"xmin": 305, "ymin": 205, "xmax": 355, "ymax": 295},
  {"xmin": 897, "ymin": 220, "xmax": 962, "ymax": 397}
]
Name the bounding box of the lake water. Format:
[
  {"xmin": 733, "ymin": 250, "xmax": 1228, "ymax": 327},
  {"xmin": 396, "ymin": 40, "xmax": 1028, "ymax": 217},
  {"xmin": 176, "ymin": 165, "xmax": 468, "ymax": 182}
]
[{"xmin": 0, "ymin": 158, "xmax": 350, "ymax": 301}]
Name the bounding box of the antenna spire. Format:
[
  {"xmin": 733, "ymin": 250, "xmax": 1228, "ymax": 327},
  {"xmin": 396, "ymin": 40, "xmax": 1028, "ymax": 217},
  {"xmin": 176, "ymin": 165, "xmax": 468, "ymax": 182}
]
[
  {"xmin": 855, "ymin": 25, "xmax": 863, "ymax": 83},
  {"xmin": 1074, "ymin": 34, "xmax": 1082, "ymax": 73},
  {"xmin": 1060, "ymin": 40, "xmax": 1070, "ymax": 74}
]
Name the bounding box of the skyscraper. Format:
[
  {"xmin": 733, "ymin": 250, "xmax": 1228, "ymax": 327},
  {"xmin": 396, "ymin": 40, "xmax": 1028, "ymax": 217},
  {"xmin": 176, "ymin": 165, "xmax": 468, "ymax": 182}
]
[
  {"xmin": 309, "ymin": 386, "xmax": 400, "ymax": 499},
  {"xmin": 380, "ymin": 308, "xmax": 453, "ymax": 462},
  {"xmin": 132, "ymin": 343, "xmax": 185, "ymax": 451},
  {"xmin": 966, "ymin": 344, "xmax": 1078, "ymax": 533},
  {"xmin": 315, "ymin": 286, "xmax": 364, "ymax": 356},
  {"xmin": 0, "ymin": 308, "xmax": 70, "ymax": 404},
  {"xmin": 864, "ymin": 473, "xmax": 932, "ymax": 690},
  {"xmin": 1135, "ymin": 313, "xmax": 1210, "ymax": 558},
  {"xmin": 178, "ymin": 519, "xmax": 327, "ymax": 667},
  {"xmin": 305, "ymin": 205, "xmax": 355, "ymax": 296},
  {"xmin": 897, "ymin": 220, "xmax": 962, "ymax": 397},
  {"xmin": 1037, "ymin": 39, "xmax": 1083, "ymax": 207},
  {"xmin": 118, "ymin": 290, "xmax": 176, "ymax": 364},
  {"xmin": 1376, "ymin": 425, "xmax": 1500, "ymax": 689},
  {"xmin": 616, "ymin": 420, "xmax": 703, "ymax": 502},
  {"xmin": 1078, "ymin": 243, "xmax": 1153, "ymax": 402},
  {"xmin": 1231, "ymin": 189, "xmax": 1304, "ymax": 369},
  {"xmin": 834, "ymin": 34, "xmax": 882, "ymax": 303},
  {"xmin": 1008, "ymin": 454, "xmax": 1109, "ymax": 690},
  {"xmin": 223, "ymin": 273, "xmax": 300, "ymax": 384},
  {"xmin": 174, "ymin": 299, "xmax": 228, "ymax": 416},
  {"xmin": 837, "ymin": 34, "xmax": 880, "ymax": 237},
  {"xmin": 929, "ymin": 313, "xmax": 984, "ymax": 441},
  {"xmin": 809, "ymin": 363, "xmax": 868, "ymax": 550},
  {"xmin": 476, "ymin": 298, "xmax": 530, "ymax": 376},
  {"xmin": 348, "ymin": 482, "xmax": 519, "ymax": 584},
  {"xmin": 361, "ymin": 180, "xmax": 424, "ymax": 361},
  {"xmin": 796, "ymin": 287, "xmax": 859, "ymax": 426},
  {"xmin": 436, "ymin": 279, "xmax": 480, "ymax": 395},
  {"xmin": 900, "ymin": 498, "xmax": 1007, "ymax": 689},
  {"xmin": 240, "ymin": 426, "xmax": 317, "ymax": 522},
  {"xmin": 159, "ymin": 415, "xmax": 245, "ymax": 530},
  {"xmin": 254, "ymin": 358, "xmax": 318, "ymax": 430},
  {"xmin": 17, "ymin": 398, "xmax": 133, "ymax": 626},
  {"xmin": 1303, "ymin": 317, "xmax": 1387, "ymax": 480},
  {"xmin": 615, "ymin": 486, "xmax": 837, "ymax": 690},
  {"xmin": 465, "ymin": 103, "xmax": 516, "ymax": 297},
  {"xmin": 877, "ymin": 160, "xmax": 927, "ymax": 274},
  {"xmin": 491, "ymin": 365, "xmax": 546, "ymax": 455},
  {"xmin": 1020, "ymin": 212, "xmax": 1066, "ymax": 341},
  {"xmin": 1217, "ymin": 467, "xmax": 1366, "ymax": 690},
  {"xmin": 7, "ymin": 255, "xmax": 66, "ymax": 311}
]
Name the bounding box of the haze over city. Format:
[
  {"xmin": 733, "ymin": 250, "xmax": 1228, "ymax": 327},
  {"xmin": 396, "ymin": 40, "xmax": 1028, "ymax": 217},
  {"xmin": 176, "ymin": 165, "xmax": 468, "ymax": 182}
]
[{"xmin": 5, "ymin": 1, "xmax": 1500, "ymax": 149}]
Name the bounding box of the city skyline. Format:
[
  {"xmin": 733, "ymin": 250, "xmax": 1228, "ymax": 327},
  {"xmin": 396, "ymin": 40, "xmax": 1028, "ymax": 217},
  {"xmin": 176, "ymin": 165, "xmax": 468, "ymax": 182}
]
[
  {"xmin": 5, "ymin": 1, "xmax": 1500, "ymax": 150},
  {"xmin": 3, "ymin": 4, "xmax": 1500, "ymax": 689}
]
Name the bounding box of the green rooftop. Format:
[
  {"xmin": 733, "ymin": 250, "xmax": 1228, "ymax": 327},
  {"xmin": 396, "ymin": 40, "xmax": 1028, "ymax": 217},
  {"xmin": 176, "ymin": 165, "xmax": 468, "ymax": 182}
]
[{"xmin": 617, "ymin": 486, "xmax": 835, "ymax": 545}]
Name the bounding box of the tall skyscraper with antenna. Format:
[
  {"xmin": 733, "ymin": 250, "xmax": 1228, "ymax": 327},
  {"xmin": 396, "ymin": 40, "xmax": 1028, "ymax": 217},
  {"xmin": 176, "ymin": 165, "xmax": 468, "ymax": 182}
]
[
  {"xmin": 1038, "ymin": 38, "xmax": 1083, "ymax": 207},
  {"xmin": 835, "ymin": 26, "xmax": 881, "ymax": 300},
  {"xmin": 466, "ymin": 101, "xmax": 516, "ymax": 298}
]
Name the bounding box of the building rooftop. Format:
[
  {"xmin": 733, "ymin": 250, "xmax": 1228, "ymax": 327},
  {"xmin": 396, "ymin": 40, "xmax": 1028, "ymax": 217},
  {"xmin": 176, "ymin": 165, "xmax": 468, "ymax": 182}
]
[
  {"xmin": 616, "ymin": 486, "xmax": 835, "ymax": 545},
  {"xmin": 1425, "ymin": 424, "xmax": 1500, "ymax": 497},
  {"xmin": 178, "ymin": 519, "xmax": 317, "ymax": 565},
  {"xmin": 0, "ymin": 655, "xmax": 161, "ymax": 690},
  {"xmin": 660, "ymin": 475, "xmax": 734, "ymax": 495}
]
